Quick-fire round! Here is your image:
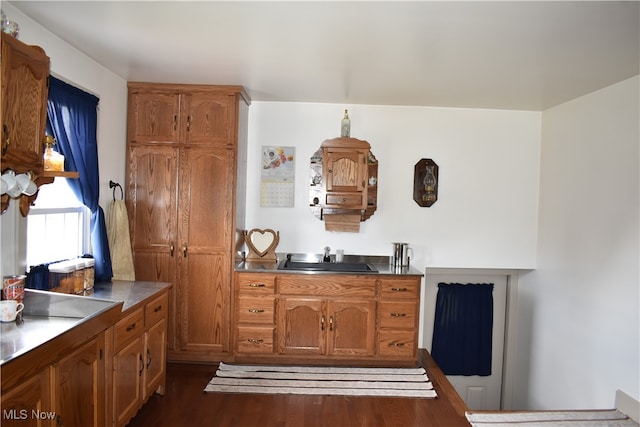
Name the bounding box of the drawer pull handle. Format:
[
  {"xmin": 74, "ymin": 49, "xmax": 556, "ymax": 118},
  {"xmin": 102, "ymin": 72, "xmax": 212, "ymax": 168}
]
[
  {"xmin": 248, "ymin": 309, "xmax": 265, "ymax": 313},
  {"xmin": 329, "ymin": 316, "xmax": 334, "ymax": 331},
  {"xmin": 391, "ymin": 287, "xmax": 408, "ymax": 292},
  {"xmin": 390, "ymin": 313, "xmax": 407, "ymax": 317},
  {"xmin": 154, "ymin": 305, "xmax": 163, "ymax": 313},
  {"xmin": 247, "ymin": 339, "xmax": 264, "ymax": 344},
  {"xmin": 249, "ymin": 283, "xmax": 266, "ymax": 287},
  {"xmin": 146, "ymin": 349, "xmax": 152, "ymax": 369},
  {"xmin": 139, "ymin": 354, "xmax": 144, "ymax": 376},
  {"xmin": 390, "ymin": 342, "xmax": 406, "ymax": 347},
  {"xmin": 321, "ymin": 315, "xmax": 325, "ymax": 331},
  {"xmin": 126, "ymin": 322, "xmax": 137, "ymax": 332}
]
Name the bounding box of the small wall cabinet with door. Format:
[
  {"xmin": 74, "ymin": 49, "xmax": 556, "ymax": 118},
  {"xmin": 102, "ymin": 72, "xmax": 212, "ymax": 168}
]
[
  {"xmin": 126, "ymin": 83, "xmax": 249, "ymax": 362},
  {"xmin": 1, "ymin": 33, "xmax": 78, "ymax": 216},
  {"xmin": 112, "ymin": 290, "xmax": 168, "ymax": 427},
  {"xmin": 309, "ymin": 137, "xmax": 378, "ymax": 232}
]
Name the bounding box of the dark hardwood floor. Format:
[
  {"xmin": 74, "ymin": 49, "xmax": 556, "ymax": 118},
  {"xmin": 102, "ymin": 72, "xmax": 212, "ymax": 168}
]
[{"xmin": 127, "ymin": 350, "xmax": 470, "ymax": 427}]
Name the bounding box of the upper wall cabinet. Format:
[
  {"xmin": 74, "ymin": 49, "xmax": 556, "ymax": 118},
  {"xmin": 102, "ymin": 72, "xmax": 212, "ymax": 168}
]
[
  {"xmin": 0, "ymin": 33, "xmax": 64, "ymax": 216},
  {"xmin": 1, "ymin": 33, "xmax": 49, "ymax": 173},
  {"xmin": 128, "ymin": 86, "xmax": 238, "ymax": 146},
  {"xmin": 309, "ymin": 137, "xmax": 378, "ymax": 232}
]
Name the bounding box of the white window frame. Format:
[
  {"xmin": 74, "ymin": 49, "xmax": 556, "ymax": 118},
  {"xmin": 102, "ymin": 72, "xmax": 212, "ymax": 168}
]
[{"xmin": 26, "ymin": 186, "xmax": 91, "ymax": 269}]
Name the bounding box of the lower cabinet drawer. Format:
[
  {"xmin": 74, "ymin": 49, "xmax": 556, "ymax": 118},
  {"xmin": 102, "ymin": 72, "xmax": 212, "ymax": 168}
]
[
  {"xmin": 378, "ymin": 301, "xmax": 417, "ymax": 329},
  {"xmin": 114, "ymin": 308, "xmax": 145, "ymax": 349},
  {"xmin": 236, "ymin": 327, "xmax": 274, "ymax": 354},
  {"xmin": 378, "ymin": 330, "xmax": 415, "ymax": 358},
  {"xmin": 237, "ymin": 297, "xmax": 275, "ymax": 324}
]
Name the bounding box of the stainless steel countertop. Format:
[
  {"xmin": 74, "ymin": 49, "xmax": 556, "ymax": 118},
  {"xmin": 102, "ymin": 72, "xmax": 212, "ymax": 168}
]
[
  {"xmin": 235, "ymin": 253, "xmax": 423, "ymax": 276},
  {"xmin": 91, "ymin": 280, "xmax": 171, "ymax": 312},
  {"xmin": 0, "ymin": 280, "xmax": 171, "ymax": 366}
]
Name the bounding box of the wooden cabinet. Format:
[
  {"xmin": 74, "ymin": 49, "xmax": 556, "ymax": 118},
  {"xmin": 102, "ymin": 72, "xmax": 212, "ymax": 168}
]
[
  {"xmin": 321, "ymin": 138, "xmax": 369, "ymax": 210},
  {"xmin": 0, "ymin": 33, "xmax": 61, "ymax": 216},
  {"xmin": 309, "ymin": 138, "xmax": 378, "ymax": 231},
  {"xmin": 378, "ymin": 277, "xmax": 420, "ymax": 360},
  {"xmin": 126, "ymin": 83, "xmax": 249, "ymax": 362},
  {"xmin": 1, "ymin": 33, "xmax": 49, "ymax": 173},
  {"xmin": 234, "ymin": 273, "xmax": 276, "ymax": 355},
  {"xmin": 0, "ymin": 369, "xmax": 52, "ymax": 427},
  {"xmin": 2, "ymin": 333, "xmax": 108, "ymax": 427},
  {"xmin": 234, "ymin": 272, "xmax": 420, "ymax": 365},
  {"xmin": 276, "ymin": 275, "xmax": 376, "ymax": 358},
  {"xmin": 277, "ymin": 297, "xmax": 375, "ymax": 357},
  {"xmin": 52, "ymin": 335, "xmax": 106, "ymax": 427},
  {"xmin": 112, "ymin": 291, "xmax": 168, "ymax": 427}
]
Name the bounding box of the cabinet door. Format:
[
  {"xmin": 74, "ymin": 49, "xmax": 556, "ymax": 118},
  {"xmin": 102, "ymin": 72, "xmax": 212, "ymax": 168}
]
[
  {"xmin": 1, "ymin": 34, "xmax": 49, "ymax": 171},
  {"xmin": 0, "ymin": 369, "xmax": 52, "ymax": 427},
  {"xmin": 127, "ymin": 145, "xmax": 178, "ymax": 350},
  {"xmin": 277, "ymin": 298, "xmax": 325, "ymax": 355},
  {"xmin": 143, "ymin": 319, "xmax": 167, "ymax": 399},
  {"xmin": 176, "ymin": 147, "xmax": 234, "ymax": 354},
  {"xmin": 113, "ymin": 336, "xmax": 143, "ymax": 427},
  {"xmin": 52, "ymin": 335, "xmax": 105, "ymax": 427},
  {"xmin": 127, "ymin": 90, "xmax": 180, "ymax": 143},
  {"xmin": 323, "ymin": 148, "xmax": 367, "ymax": 193},
  {"xmin": 183, "ymin": 92, "xmax": 236, "ymax": 146},
  {"xmin": 327, "ymin": 299, "xmax": 376, "ymax": 356}
]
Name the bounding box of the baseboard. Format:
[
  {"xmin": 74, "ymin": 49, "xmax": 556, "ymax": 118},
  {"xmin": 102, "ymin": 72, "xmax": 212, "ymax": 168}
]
[{"xmin": 616, "ymin": 389, "xmax": 640, "ymax": 423}]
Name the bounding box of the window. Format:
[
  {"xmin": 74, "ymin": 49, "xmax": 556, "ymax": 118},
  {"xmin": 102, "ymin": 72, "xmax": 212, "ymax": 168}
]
[{"xmin": 26, "ymin": 178, "xmax": 90, "ymax": 268}]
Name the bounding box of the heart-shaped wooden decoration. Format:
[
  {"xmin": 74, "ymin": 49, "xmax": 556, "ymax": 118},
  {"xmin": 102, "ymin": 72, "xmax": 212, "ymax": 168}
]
[{"xmin": 245, "ymin": 228, "xmax": 279, "ymax": 261}]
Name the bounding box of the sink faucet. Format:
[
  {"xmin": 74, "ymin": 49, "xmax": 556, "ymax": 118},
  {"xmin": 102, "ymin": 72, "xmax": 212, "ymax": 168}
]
[{"xmin": 323, "ymin": 246, "xmax": 331, "ymax": 262}]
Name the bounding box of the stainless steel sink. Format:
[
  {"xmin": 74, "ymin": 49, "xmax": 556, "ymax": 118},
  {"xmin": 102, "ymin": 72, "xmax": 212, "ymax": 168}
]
[{"xmin": 277, "ymin": 260, "xmax": 378, "ymax": 273}]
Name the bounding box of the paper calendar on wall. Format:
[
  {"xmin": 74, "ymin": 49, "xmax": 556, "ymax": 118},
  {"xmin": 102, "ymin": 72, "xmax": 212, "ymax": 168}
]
[{"xmin": 261, "ymin": 146, "xmax": 295, "ymax": 207}]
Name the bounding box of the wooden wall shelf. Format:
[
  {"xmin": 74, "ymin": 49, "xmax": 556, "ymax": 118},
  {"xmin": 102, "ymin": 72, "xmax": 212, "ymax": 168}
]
[{"xmin": 42, "ymin": 171, "xmax": 80, "ymax": 179}]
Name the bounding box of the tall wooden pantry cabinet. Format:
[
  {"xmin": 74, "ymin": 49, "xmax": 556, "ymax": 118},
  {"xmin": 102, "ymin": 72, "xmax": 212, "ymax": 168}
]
[{"xmin": 125, "ymin": 83, "xmax": 249, "ymax": 362}]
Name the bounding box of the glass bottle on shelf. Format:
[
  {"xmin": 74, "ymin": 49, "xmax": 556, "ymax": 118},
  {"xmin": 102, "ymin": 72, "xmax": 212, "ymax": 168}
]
[{"xmin": 341, "ymin": 109, "xmax": 350, "ymax": 137}]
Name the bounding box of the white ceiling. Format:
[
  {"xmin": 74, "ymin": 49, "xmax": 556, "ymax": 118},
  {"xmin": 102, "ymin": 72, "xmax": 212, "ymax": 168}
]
[{"xmin": 7, "ymin": 1, "xmax": 640, "ymax": 111}]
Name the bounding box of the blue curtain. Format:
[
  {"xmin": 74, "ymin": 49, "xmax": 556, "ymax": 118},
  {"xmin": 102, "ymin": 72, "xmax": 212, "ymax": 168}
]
[
  {"xmin": 431, "ymin": 282, "xmax": 494, "ymax": 376},
  {"xmin": 46, "ymin": 76, "xmax": 113, "ymax": 281}
]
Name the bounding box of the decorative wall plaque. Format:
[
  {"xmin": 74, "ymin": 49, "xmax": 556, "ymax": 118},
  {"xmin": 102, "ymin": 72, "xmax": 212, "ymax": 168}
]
[{"xmin": 414, "ymin": 158, "xmax": 439, "ymax": 207}]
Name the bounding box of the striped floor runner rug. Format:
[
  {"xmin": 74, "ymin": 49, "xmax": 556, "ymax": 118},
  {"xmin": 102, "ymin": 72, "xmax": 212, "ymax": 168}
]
[{"xmin": 204, "ymin": 363, "xmax": 437, "ymax": 398}]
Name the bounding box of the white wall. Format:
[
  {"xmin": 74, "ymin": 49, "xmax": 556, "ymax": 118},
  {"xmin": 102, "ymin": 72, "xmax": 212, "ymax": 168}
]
[
  {"xmin": 246, "ymin": 102, "xmax": 541, "ymax": 271},
  {"xmin": 514, "ymin": 76, "xmax": 640, "ymax": 409},
  {"xmin": 0, "ymin": 4, "xmax": 128, "ymax": 277}
]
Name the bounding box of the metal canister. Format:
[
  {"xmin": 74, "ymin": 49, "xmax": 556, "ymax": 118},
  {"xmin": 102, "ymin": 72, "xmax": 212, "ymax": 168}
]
[{"xmin": 3, "ymin": 275, "xmax": 26, "ymax": 303}]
